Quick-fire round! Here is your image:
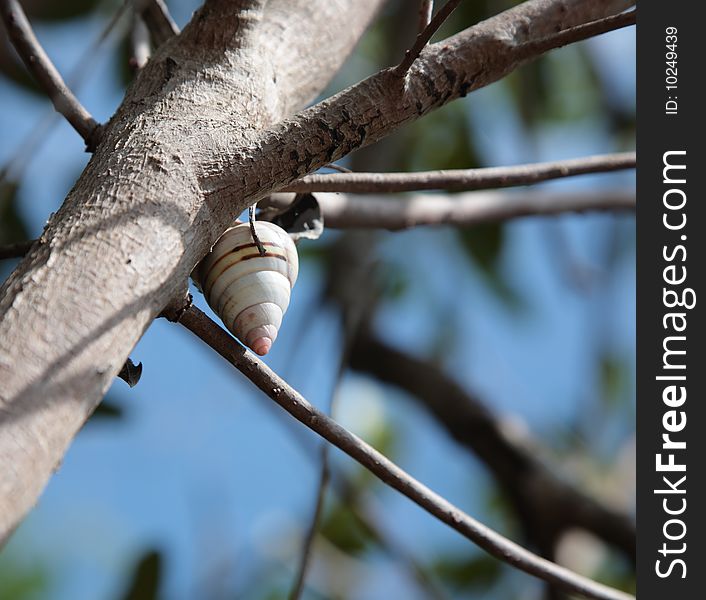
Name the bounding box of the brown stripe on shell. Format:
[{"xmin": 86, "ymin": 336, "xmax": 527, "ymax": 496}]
[
  {"xmin": 204, "ymin": 251, "xmax": 289, "ymax": 299},
  {"xmin": 203, "ymin": 241, "xmax": 281, "ymax": 283}
]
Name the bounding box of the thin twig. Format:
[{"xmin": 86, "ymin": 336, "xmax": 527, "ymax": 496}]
[
  {"xmin": 516, "ymin": 10, "xmax": 636, "ymax": 60},
  {"xmin": 322, "ymin": 163, "xmax": 353, "ymax": 174},
  {"xmin": 137, "ymin": 0, "xmax": 179, "ymax": 47},
  {"xmin": 174, "ymin": 304, "xmax": 633, "ymax": 600},
  {"xmin": 0, "ymin": 0, "xmax": 102, "ymax": 150},
  {"xmin": 248, "ymin": 205, "xmax": 267, "ymax": 255},
  {"xmin": 396, "ymin": 0, "xmax": 462, "ymax": 75},
  {"xmin": 285, "ymin": 152, "xmax": 635, "ymax": 194},
  {"xmin": 418, "ymin": 0, "xmax": 434, "ymax": 33}
]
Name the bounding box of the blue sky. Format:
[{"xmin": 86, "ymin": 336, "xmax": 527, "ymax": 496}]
[{"xmin": 0, "ymin": 3, "xmax": 635, "ymax": 599}]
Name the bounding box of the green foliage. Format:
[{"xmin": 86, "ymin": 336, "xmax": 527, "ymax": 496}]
[
  {"xmin": 88, "ymin": 395, "xmax": 125, "ymax": 422},
  {"xmin": 602, "ymin": 219, "xmax": 636, "ymax": 270},
  {"xmin": 456, "ymin": 224, "xmax": 522, "ymax": 309},
  {"xmin": 0, "ymin": 558, "xmax": 48, "ymax": 600},
  {"xmin": 376, "ymin": 260, "xmax": 409, "ymax": 301},
  {"xmin": 24, "ymin": 0, "xmax": 104, "ymax": 22},
  {"xmin": 505, "ymin": 46, "xmax": 602, "ymax": 127},
  {"xmin": 507, "ymin": 61, "xmax": 552, "ymax": 127},
  {"xmin": 297, "ymin": 238, "xmax": 332, "ymax": 267},
  {"xmin": 400, "ymin": 103, "xmax": 480, "ymax": 172},
  {"xmin": 458, "ymin": 223, "xmax": 503, "ymax": 272},
  {"xmin": 437, "ymin": 0, "xmax": 508, "ymax": 42},
  {"xmin": 319, "ymin": 502, "xmax": 375, "ymax": 556},
  {"xmin": 430, "ymin": 553, "xmax": 502, "ymax": 592},
  {"xmin": 0, "ymin": 178, "xmax": 29, "ymax": 245},
  {"xmin": 319, "ymin": 422, "xmax": 397, "ymax": 556},
  {"xmin": 320, "ymin": 423, "xmax": 397, "ymax": 555},
  {"xmin": 599, "ymin": 352, "xmax": 631, "ymax": 410},
  {"xmin": 119, "ymin": 550, "xmax": 162, "ymax": 600},
  {"xmin": 587, "ymin": 550, "xmax": 636, "ymax": 596}
]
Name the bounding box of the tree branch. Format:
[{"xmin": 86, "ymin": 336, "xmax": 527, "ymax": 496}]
[
  {"xmin": 137, "ymin": 0, "xmax": 179, "ymax": 46},
  {"xmin": 0, "ymin": 0, "xmax": 130, "ymax": 183},
  {"xmin": 0, "ymin": 0, "xmax": 634, "ymax": 549},
  {"xmin": 396, "ymin": 0, "xmax": 462, "ymax": 75},
  {"xmin": 173, "ymin": 304, "xmax": 633, "ymax": 600},
  {"xmin": 0, "ymin": 0, "xmax": 102, "ymax": 149},
  {"xmin": 516, "ymin": 9, "xmax": 636, "ymax": 61},
  {"xmin": 0, "ymin": 189, "xmax": 635, "ymax": 262},
  {"xmin": 0, "ymin": 0, "xmax": 388, "ymax": 546},
  {"xmin": 285, "ymin": 152, "xmax": 635, "ymax": 194},
  {"xmin": 418, "ymin": 1, "xmax": 434, "ymax": 34},
  {"xmin": 349, "ymin": 330, "xmax": 636, "ymax": 561},
  {"xmin": 203, "ymin": 0, "xmax": 635, "ymax": 210},
  {"xmin": 265, "ymin": 189, "xmax": 635, "ymax": 230}
]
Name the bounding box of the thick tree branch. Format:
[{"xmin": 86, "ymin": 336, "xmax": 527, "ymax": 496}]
[
  {"xmin": 137, "ymin": 0, "xmax": 179, "ymax": 46},
  {"xmin": 0, "ymin": 0, "xmax": 102, "ymax": 149},
  {"xmin": 285, "ymin": 152, "xmax": 635, "ymax": 194},
  {"xmin": 175, "ymin": 304, "xmax": 633, "ymax": 600},
  {"xmin": 349, "ymin": 331, "xmax": 636, "ymax": 561},
  {"xmin": 0, "ymin": 0, "xmax": 387, "ymax": 544},
  {"xmin": 202, "ymin": 0, "xmax": 635, "ymax": 211}
]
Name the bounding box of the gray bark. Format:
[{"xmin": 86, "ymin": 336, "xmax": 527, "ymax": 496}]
[
  {"xmin": 0, "ymin": 0, "xmax": 633, "ymax": 543},
  {"xmin": 273, "ymin": 189, "xmax": 635, "ymax": 230},
  {"xmin": 0, "ymin": 0, "xmax": 386, "ymax": 543}
]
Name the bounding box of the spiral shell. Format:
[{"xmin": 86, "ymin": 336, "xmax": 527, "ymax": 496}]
[{"xmin": 196, "ymin": 221, "xmax": 298, "ymax": 356}]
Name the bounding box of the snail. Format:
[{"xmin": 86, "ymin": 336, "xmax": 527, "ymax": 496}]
[{"xmin": 195, "ymin": 220, "xmax": 298, "ymax": 356}]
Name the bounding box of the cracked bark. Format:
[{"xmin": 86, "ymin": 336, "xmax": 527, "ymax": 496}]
[{"xmin": 0, "ymin": 0, "xmax": 633, "ymax": 543}]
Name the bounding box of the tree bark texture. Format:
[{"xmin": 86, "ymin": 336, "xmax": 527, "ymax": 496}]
[
  {"xmin": 0, "ymin": 0, "xmax": 386, "ymax": 543},
  {"xmin": 0, "ymin": 0, "xmax": 633, "ymax": 543}
]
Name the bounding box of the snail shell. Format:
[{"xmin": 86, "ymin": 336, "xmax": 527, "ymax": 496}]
[{"xmin": 196, "ymin": 221, "xmax": 298, "ymax": 356}]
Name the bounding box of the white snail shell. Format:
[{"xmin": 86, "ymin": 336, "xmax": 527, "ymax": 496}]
[{"xmin": 196, "ymin": 221, "xmax": 298, "ymax": 356}]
